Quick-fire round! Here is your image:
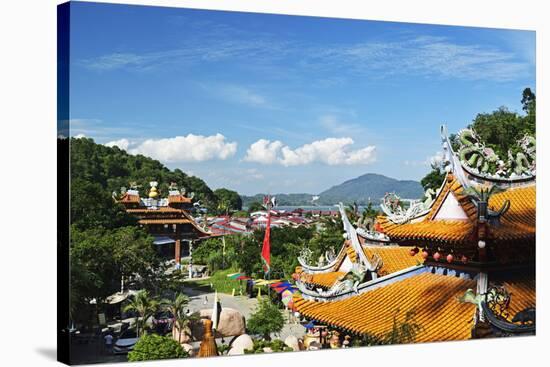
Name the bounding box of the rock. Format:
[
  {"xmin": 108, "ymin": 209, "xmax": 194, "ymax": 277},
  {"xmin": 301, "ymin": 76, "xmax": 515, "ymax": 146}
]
[
  {"xmin": 181, "ymin": 343, "xmax": 195, "ymax": 357},
  {"xmin": 308, "ymin": 341, "xmax": 321, "ymax": 350},
  {"xmin": 284, "ymin": 335, "xmax": 300, "ymax": 352},
  {"xmin": 263, "ymin": 347, "xmax": 273, "ymax": 353},
  {"xmin": 191, "ymin": 307, "xmax": 246, "ymax": 340},
  {"xmin": 227, "ymin": 334, "xmax": 254, "ymax": 356}
]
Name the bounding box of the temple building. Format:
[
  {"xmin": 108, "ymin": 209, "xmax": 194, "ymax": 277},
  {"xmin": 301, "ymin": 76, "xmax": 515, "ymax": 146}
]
[
  {"xmin": 292, "ymin": 126, "xmax": 535, "ymax": 344},
  {"xmin": 117, "ymin": 181, "xmax": 212, "ymax": 275}
]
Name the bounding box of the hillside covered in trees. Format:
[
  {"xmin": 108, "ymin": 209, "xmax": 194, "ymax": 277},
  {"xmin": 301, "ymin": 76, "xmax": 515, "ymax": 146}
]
[
  {"xmin": 70, "ymin": 137, "xmax": 243, "ymax": 229},
  {"xmin": 68, "ymin": 137, "xmax": 241, "ymax": 324}
]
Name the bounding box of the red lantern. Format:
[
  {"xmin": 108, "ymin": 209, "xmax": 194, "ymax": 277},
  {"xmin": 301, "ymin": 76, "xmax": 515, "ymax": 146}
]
[
  {"xmin": 461, "ymin": 255, "xmax": 468, "ymax": 264},
  {"xmin": 409, "ymin": 249, "xmax": 416, "ymax": 257},
  {"xmin": 433, "ymin": 252, "xmax": 441, "ymax": 261},
  {"xmin": 446, "ymin": 254, "xmax": 454, "ymax": 263},
  {"xmin": 421, "ymin": 250, "xmax": 429, "ymax": 260}
]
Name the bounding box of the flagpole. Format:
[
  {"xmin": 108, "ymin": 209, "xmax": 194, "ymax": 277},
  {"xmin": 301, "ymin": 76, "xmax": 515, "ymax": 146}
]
[
  {"xmin": 261, "ymin": 194, "xmax": 273, "ymax": 298},
  {"xmin": 266, "ymin": 198, "xmax": 271, "ymax": 297}
]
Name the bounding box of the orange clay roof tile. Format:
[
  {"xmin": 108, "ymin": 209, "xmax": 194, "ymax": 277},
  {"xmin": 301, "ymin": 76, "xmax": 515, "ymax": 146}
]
[
  {"xmin": 378, "ymin": 174, "xmax": 535, "ymax": 245},
  {"xmin": 362, "ymin": 246, "xmax": 424, "ymax": 276},
  {"xmin": 293, "ymin": 272, "xmax": 476, "ymax": 343},
  {"xmin": 301, "ymin": 271, "xmax": 347, "ymax": 289},
  {"xmin": 492, "ymin": 272, "xmax": 535, "ymax": 323}
]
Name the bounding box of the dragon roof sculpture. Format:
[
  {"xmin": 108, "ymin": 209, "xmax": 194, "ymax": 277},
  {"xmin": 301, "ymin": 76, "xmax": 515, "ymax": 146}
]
[{"xmin": 441, "ymin": 125, "xmax": 535, "ymax": 186}]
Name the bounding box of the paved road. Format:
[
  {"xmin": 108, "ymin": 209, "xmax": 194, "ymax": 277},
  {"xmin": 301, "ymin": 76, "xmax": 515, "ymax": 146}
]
[{"xmin": 182, "ymin": 286, "xmax": 259, "ymax": 318}]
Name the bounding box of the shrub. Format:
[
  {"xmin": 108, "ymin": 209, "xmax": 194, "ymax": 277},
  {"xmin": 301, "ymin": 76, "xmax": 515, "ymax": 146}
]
[
  {"xmin": 128, "ymin": 333, "xmax": 188, "ymax": 362},
  {"xmin": 246, "ymin": 298, "xmax": 284, "ymax": 340}
]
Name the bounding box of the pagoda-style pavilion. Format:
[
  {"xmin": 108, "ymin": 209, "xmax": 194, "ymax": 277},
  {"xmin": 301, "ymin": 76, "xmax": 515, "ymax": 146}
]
[
  {"xmin": 117, "ymin": 182, "xmax": 212, "ymax": 275},
  {"xmin": 292, "ymin": 126, "xmax": 535, "ymax": 343}
]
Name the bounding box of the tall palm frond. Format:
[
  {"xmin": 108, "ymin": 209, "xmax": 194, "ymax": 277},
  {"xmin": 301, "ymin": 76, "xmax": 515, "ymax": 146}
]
[
  {"xmin": 123, "ymin": 290, "xmax": 160, "ymax": 336},
  {"xmin": 161, "ymin": 293, "xmax": 198, "ymax": 343}
]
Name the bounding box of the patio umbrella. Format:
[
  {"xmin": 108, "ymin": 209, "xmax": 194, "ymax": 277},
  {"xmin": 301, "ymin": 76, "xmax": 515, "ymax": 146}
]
[{"xmin": 281, "ymin": 290, "xmax": 294, "ymax": 308}]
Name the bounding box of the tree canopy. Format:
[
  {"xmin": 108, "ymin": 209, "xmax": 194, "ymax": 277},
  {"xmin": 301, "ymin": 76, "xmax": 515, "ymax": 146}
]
[
  {"xmin": 420, "ymin": 87, "xmax": 536, "ymax": 192},
  {"xmin": 128, "ymin": 333, "xmax": 188, "ymax": 361},
  {"xmin": 246, "ymin": 297, "xmax": 285, "ymax": 340},
  {"xmin": 213, "ymin": 188, "xmax": 243, "ymax": 213},
  {"xmin": 70, "ymin": 226, "xmax": 159, "ymax": 323},
  {"xmin": 469, "ymin": 88, "xmax": 536, "ymax": 158},
  {"xmin": 70, "ymin": 137, "xmax": 218, "ymax": 221}
]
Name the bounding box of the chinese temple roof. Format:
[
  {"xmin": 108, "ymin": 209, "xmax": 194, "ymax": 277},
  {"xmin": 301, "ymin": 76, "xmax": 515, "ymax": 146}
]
[
  {"xmin": 118, "ymin": 192, "xmax": 140, "ymax": 204},
  {"xmin": 377, "ymin": 174, "xmax": 535, "ymax": 246},
  {"xmin": 299, "ymin": 271, "xmax": 347, "ymax": 289},
  {"xmin": 490, "ymin": 272, "xmax": 535, "ymax": 324},
  {"xmin": 294, "ymin": 269, "xmax": 535, "ymax": 341},
  {"xmin": 168, "ymin": 194, "xmax": 192, "ymax": 204},
  {"xmin": 294, "ymin": 271, "xmax": 477, "ymax": 342},
  {"xmin": 296, "ymin": 243, "xmax": 424, "ymax": 289},
  {"xmin": 363, "ymin": 246, "xmax": 424, "ymax": 276},
  {"xmin": 138, "ymin": 218, "xmax": 193, "ymax": 225}
]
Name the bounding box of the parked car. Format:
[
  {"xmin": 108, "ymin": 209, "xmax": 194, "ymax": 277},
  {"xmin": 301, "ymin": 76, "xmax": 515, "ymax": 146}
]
[
  {"xmin": 112, "ymin": 329, "xmax": 138, "ymax": 354},
  {"xmin": 152, "ymin": 310, "xmax": 173, "ymax": 336}
]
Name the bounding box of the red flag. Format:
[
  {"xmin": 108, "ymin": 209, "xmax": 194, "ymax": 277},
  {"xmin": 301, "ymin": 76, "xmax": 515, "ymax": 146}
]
[{"xmin": 261, "ymin": 204, "xmax": 271, "ymax": 274}]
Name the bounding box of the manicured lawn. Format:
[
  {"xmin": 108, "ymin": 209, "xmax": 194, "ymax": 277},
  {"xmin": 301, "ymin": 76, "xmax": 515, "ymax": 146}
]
[{"xmin": 185, "ymin": 269, "xmax": 247, "ymax": 294}]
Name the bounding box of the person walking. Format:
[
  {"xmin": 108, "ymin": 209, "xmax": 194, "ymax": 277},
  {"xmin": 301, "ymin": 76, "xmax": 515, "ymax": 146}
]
[{"xmin": 103, "ymin": 333, "xmax": 114, "ymax": 354}]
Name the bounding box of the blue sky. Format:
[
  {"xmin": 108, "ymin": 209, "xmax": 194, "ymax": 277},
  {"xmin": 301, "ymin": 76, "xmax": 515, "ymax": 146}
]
[{"xmin": 67, "ymin": 1, "xmax": 536, "ymax": 195}]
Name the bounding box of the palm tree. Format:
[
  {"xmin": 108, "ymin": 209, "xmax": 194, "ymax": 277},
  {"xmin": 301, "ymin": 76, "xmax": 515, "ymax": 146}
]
[
  {"xmin": 161, "ymin": 293, "xmax": 199, "ymax": 343},
  {"xmin": 123, "ymin": 290, "xmax": 160, "ymax": 337}
]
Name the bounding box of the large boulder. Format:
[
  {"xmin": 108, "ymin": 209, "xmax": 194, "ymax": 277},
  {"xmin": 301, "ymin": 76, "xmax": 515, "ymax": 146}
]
[
  {"xmin": 190, "ymin": 308, "xmax": 246, "ymax": 341},
  {"xmin": 181, "ymin": 343, "xmax": 195, "ymax": 357},
  {"xmin": 284, "ymin": 335, "xmax": 301, "ymax": 351},
  {"xmin": 227, "ymin": 334, "xmax": 254, "ymax": 356}
]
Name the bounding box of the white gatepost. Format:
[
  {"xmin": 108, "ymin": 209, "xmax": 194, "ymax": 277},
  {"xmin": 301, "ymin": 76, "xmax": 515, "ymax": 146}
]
[{"xmin": 188, "ymin": 241, "xmax": 194, "ymax": 279}]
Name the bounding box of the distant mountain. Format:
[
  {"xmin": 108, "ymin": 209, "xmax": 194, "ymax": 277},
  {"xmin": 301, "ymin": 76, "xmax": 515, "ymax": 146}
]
[
  {"xmin": 318, "ymin": 173, "xmax": 423, "ymax": 205},
  {"xmin": 241, "ymin": 173, "xmax": 424, "ymax": 207},
  {"xmin": 241, "ymin": 193, "xmax": 316, "ymax": 207}
]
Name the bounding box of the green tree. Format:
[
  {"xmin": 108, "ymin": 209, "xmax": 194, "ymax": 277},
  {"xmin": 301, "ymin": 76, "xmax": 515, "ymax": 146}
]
[
  {"xmin": 420, "ymin": 168, "xmax": 445, "ymax": 192},
  {"xmin": 308, "ymin": 216, "xmax": 344, "ymax": 260},
  {"xmin": 469, "ymin": 88, "xmax": 536, "ymax": 158},
  {"xmin": 213, "ymin": 188, "xmax": 243, "ymax": 213},
  {"xmin": 521, "ymin": 87, "xmax": 536, "ymax": 132},
  {"xmin": 128, "ymin": 333, "xmax": 188, "ymax": 361},
  {"xmin": 70, "ymin": 178, "xmax": 135, "ymax": 230},
  {"xmin": 420, "ymin": 88, "xmax": 535, "ymax": 194},
  {"xmin": 380, "ymin": 309, "xmax": 423, "ymax": 345},
  {"xmin": 70, "ymin": 226, "xmax": 158, "ymax": 319},
  {"xmin": 161, "ymin": 293, "xmax": 199, "ymax": 343},
  {"xmin": 123, "ymin": 290, "xmax": 160, "ymax": 336},
  {"xmin": 247, "ymin": 298, "xmax": 285, "ymax": 340},
  {"xmin": 233, "ymin": 210, "xmax": 249, "ymax": 218},
  {"xmin": 247, "ymin": 201, "xmax": 265, "ymax": 213},
  {"xmin": 70, "ymin": 137, "xmax": 217, "ymax": 212}
]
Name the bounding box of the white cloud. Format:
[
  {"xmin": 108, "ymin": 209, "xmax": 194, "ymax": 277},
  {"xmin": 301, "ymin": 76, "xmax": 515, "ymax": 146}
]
[
  {"xmin": 428, "ymin": 151, "xmax": 445, "ymax": 168},
  {"xmin": 73, "ymin": 133, "xmax": 86, "ymax": 139},
  {"xmin": 312, "ymin": 36, "xmax": 531, "ymax": 81},
  {"xmin": 211, "ymin": 84, "xmax": 270, "ymax": 108},
  {"xmin": 105, "ymin": 138, "xmax": 130, "ymax": 150},
  {"xmin": 319, "ymin": 115, "xmax": 365, "ymax": 135},
  {"xmin": 128, "ymin": 133, "xmax": 237, "ymax": 162},
  {"xmin": 403, "ymin": 151, "xmax": 445, "ymax": 168},
  {"xmin": 244, "ymin": 137, "xmax": 376, "ymax": 166},
  {"xmin": 243, "ymin": 139, "xmax": 283, "ymax": 164},
  {"xmin": 245, "ymin": 168, "xmax": 264, "ymax": 180}
]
